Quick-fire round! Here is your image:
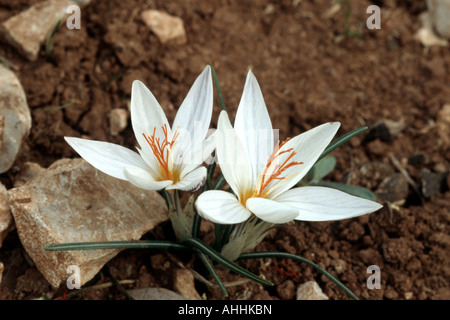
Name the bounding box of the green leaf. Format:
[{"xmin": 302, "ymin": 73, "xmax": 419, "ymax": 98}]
[
  {"xmin": 315, "ymin": 181, "xmax": 377, "ymax": 201},
  {"xmin": 196, "ymin": 251, "xmax": 228, "ymax": 297},
  {"xmin": 319, "ymin": 126, "xmax": 367, "ymax": 161},
  {"xmin": 237, "ymin": 251, "xmax": 358, "ymax": 300},
  {"xmin": 209, "ymin": 64, "xmax": 227, "ymax": 111},
  {"xmin": 44, "ymin": 240, "xmax": 188, "ymax": 251},
  {"xmin": 309, "ymin": 156, "xmax": 337, "ymax": 183},
  {"xmin": 45, "ymin": 19, "xmax": 62, "ymax": 57},
  {"xmin": 184, "ymin": 238, "xmax": 273, "ymax": 287}
]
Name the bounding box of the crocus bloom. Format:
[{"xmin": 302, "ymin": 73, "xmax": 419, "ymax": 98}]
[
  {"xmin": 65, "ymin": 65, "xmax": 214, "ymax": 192},
  {"xmin": 196, "ymin": 70, "xmax": 383, "ymax": 226}
]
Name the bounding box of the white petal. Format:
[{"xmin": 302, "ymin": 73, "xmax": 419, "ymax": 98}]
[
  {"xmin": 166, "ymin": 166, "xmax": 206, "ymax": 192},
  {"xmin": 65, "ymin": 137, "xmax": 148, "ymax": 180},
  {"xmin": 234, "ymin": 70, "xmax": 274, "ymax": 181},
  {"xmin": 178, "ymin": 130, "xmax": 216, "ymax": 178},
  {"xmin": 265, "ymin": 122, "xmax": 340, "ymax": 198},
  {"xmin": 172, "ymin": 66, "xmax": 213, "ymax": 159},
  {"xmin": 195, "ymin": 190, "xmax": 251, "ymax": 224},
  {"xmin": 216, "ymin": 111, "xmax": 253, "ymax": 198},
  {"xmin": 123, "ymin": 167, "xmax": 172, "ymax": 191},
  {"xmin": 246, "ymin": 197, "xmax": 299, "ymax": 224},
  {"xmin": 274, "ymin": 186, "xmax": 383, "ymax": 221},
  {"xmin": 130, "ymin": 80, "xmax": 170, "ymax": 167}
]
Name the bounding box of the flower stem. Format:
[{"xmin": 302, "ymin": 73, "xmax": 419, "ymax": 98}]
[{"xmin": 166, "ymin": 189, "xmax": 193, "ymax": 242}]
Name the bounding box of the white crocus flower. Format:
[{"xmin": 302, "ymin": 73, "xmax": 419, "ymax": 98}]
[
  {"xmin": 65, "ymin": 65, "xmax": 214, "ymax": 193},
  {"xmin": 195, "ymin": 70, "xmax": 382, "ymax": 260},
  {"xmin": 65, "ymin": 65, "xmax": 215, "ymax": 241}
]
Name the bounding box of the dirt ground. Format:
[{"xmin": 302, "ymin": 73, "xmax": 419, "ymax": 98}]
[{"xmin": 0, "ymin": 0, "xmax": 449, "ymax": 300}]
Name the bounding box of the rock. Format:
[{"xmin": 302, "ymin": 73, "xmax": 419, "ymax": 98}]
[
  {"xmin": 360, "ymin": 162, "xmax": 395, "ymax": 190},
  {"xmin": 414, "ymin": 12, "xmax": 448, "ymax": 47},
  {"xmin": 8, "ymin": 158, "xmax": 168, "ymax": 288},
  {"xmin": 419, "ymin": 169, "xmax": 448, "ymax": 198},
  {"xmin": 427, "ymin": 0, "xmax": 450, "ymax": 39},
  {"xmin": 0, "ymin": 0, "xmax": 74, "ymax": 61},
  {"xmin": 173, "ymin": 268, "xmax": 201, "ymax": 300},
  {"xmin": 0, "ymin": 261, "xmax": 3, "ymax": 284},
  {"xmin": 128, "ymin": 287, "xmax": 185, "ymax": 300},
  {"xmin": 277, "ymin": 279, "xmax": 296, "ymax": 300},
  {"xmin": 0, "ymin": 183, "xmax": 13, "ymax": 248},
  {"xmin": 375, "ymin": 173, "xmax": 409, "ymax": 203},
  {"xmin": 141, "ymin": 10, "xmax": 187, "ymax": 45},
  {"xmin": 13, "ymin": 162, "xmax": 45, "ymax": 188},
  {"xmin": 0, "ymin": 65, "xmax": 31, "ymax": 174},
  {"xmin": 296, "ymin": 281, "xmax": 329, "ymax": 300},
  {"xmin": 109, "ymin": 108, "xmax": 128, "ymax": 136},
  {"xmin": 436, "ymin": 104, "xmax": 450, "ymax": 146}
]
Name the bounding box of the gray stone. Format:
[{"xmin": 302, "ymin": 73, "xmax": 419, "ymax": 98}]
[
  {"xmin": 109, "ymin": 108, "xmax": 128, "ymax": 136},
  {"xmin": 427, "ymin": 0, "xmax": 450, "ymax": 39},
  {"xmin": 0, "ymin": 183, "xmax": 13, "ymax": 247},
  {"xmin": 8, "ymin": 158, "xmax": 168, "ymax": 288},
  {"xmin": 376, "ymin": 173, "xmax": 409, "ymax": 203},
  {"xmin": 0, "ymin": 0, "xmax": 74, "ymax": 61},
  {"xmin": 141, "ymin": 10, "xmax": 187, "ymax": 45},
  {"xmin": 13, "ymin": 162, "xmax": 45, "ymax": 188},
  {"xmin": 173, "ymin": 268, "xmax": 201, "ymax": 300},
  {"xmin": 0, "ymin": 65, "xmax": 31, "ymax": 174},
  {"xmin": 296, "ymin": 281, "xmax": 329, "ymax": 300}
]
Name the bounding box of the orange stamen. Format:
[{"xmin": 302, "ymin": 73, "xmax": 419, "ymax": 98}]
[
  {"xmin": 257, "ymin": 138, "xmax": 303, "ymax": 197},
  {"xmin": 142, "ymin": 124, "xmax": 180, "ymax": 182}
]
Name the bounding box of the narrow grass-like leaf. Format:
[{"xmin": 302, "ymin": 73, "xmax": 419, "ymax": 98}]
[
  {"xmin": 237, "ymin": 251, "xmax": 359, "ymax": 300},
  {"xmin": 319, "ymin": 126, "xmax": 367, "ymax": 161},
  {"xmin": 213, "ymin": 174, "xmax": 226, "ymax": 190},
  {"xmin": 46, "ymin": 19, "xmax": 62, "ymax": 57},
  {"xmin": 197, "ymin": 251, "xmax": 228, "ymax": 297},
  {"xmin": 41, "ymin": 99, "xmax": 79, "ymax": 112},
  {"xmin": 210, "ymin": 64, "xmax": 226, "ymax": 111},
  {"xmin": 44, "ymin": 240, "xmax": 188, "ymax": 251},
  {"xmin": 184, "ymin": 238, "xmax": 273, "ymax": 287},
  {"xmin": 315, "ymin": 181, "xmax": 377, "ymax": 201}
]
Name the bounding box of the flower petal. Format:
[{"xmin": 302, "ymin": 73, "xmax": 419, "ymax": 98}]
[
  {"xmin": 195, "ymin": 190, "xmax": 251, "ymax": 224},
  {"xmin": 123, "ymin": 167, "xmax": 172, "ymax": 191},
  {"xmin": 234, "ymin": 70, "xmax": 274, "ymax": 181},
  {"xmin": 130, "ymin": 80, "xmax": 170, "ymax": 168},
  {"xmin": 274, "ymin": 186, "xmax": 383, "ymax": 221},
  {"xmin": 265, "ymin": 122, "xmax": 340, "ymax": 198},
  {"xmin": 166, "ymin": 166, "xmax": 206, "ymax": 192},
  {"xmin": 65, "ymin": 137, "xmax": 148, "ymax": 180},
  {"xmin": 246, "ymin": 197, "xmax": 299, "ymax": 224},
  {"xmin": 172, "ymin": 66, "xmax": 213, "ymax": 160},
  {"xmin": 178, "ymin": 130, "xmax": 216, "ymax": 178},
  {"xmin": 216, "ymin": 111, "xmax": 253, "ymax": 198}
]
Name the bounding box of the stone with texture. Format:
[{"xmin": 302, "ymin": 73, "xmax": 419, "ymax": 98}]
[
  {"xmin": 0, "ymin": 0, "xmax": 74, "ymax": 61},
  {"xmin": 427, "ymin": 0, "xmax": 450, "ymax": 39},
  {"xmin": 13, "ymin": 162, "xmax": 45, "ymax": 188},
  {"xmin": 173, "ymin": 268, "xmax": 201, "ymax": 300},
  {"xmin": 141, "ymin": 10, "xmax": 187, "ymax": 45},
  {"xmin": 8, "ymin": 158, "xmax": 168, "ymax": 288},
  {"xmin": 0, "ymin": 65, "xmax": 31, "ymax": 174},
  {"xmin": 0, "ymin": 261, "xmax": 3, "ymax": 284},
  {"xmin": 296, "ymin": 281, "xmax": 329, "ymax": 300},
  {"xmin": 0, "ymin": 183, "xmax": 13, "ymax": 247},
  {"xmin": 109, "ymin": 108, "xmax": 128, "ymax": 136}
]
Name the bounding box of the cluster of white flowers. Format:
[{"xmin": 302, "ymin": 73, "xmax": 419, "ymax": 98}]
[{"xmin": 65, "ymin": 65, "xmax": 382, "ymax": 260}]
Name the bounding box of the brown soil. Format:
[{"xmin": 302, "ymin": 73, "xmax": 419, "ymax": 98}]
[{"xmin": 0, "ymin": 0, "xmax": 449, "ymax": 300}]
